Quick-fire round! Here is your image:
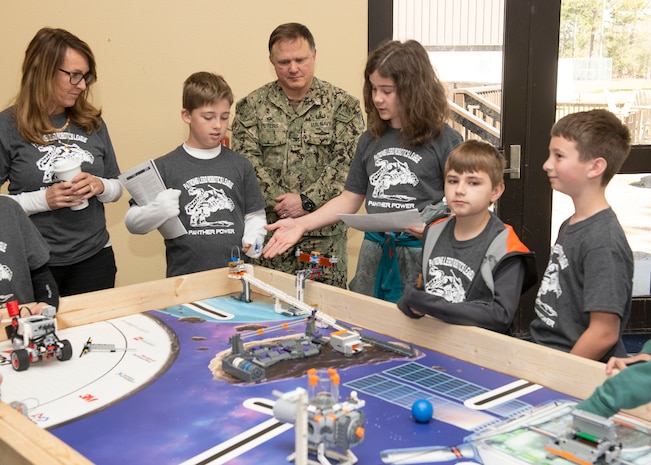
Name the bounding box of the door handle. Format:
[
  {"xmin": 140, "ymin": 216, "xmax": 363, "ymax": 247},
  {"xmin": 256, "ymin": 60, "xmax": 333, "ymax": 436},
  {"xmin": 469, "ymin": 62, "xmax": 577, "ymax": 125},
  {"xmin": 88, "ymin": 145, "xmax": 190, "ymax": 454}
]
[{"xmin": 504, "ymin": 145, "xmax": 521, "ymax": 179}]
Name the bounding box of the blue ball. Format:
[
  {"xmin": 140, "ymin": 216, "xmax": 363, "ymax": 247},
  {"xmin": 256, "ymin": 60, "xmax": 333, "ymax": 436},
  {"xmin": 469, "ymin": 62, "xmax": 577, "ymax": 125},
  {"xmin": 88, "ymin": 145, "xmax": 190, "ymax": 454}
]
[{"xmin": 411, "ymin": 399, "xmax": 433, "ymax": 423}]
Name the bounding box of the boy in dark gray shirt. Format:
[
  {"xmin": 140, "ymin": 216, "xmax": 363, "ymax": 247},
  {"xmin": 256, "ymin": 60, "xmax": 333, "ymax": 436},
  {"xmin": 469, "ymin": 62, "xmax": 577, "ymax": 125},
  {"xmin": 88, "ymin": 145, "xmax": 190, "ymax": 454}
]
[
  {"xmin": 397, "ymin": 140, "xmax": 537, "ymax": 333},
  {"xmin": 0, "ymin": 196, "xmax": 58, "ymax": 313},
  {"xmin": 530, "ymin": 109, "xmax": 633, "ymax": 362},
  {"xmin": 125, "ymin": 73, "xmax": 266, "ymax": 277}
]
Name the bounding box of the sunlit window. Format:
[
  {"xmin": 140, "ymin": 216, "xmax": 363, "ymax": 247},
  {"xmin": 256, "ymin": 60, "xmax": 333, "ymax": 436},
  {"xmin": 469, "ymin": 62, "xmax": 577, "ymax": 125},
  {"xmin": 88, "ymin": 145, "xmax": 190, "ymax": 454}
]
[{"xmin": 557, "ymin": 0, "xmax": 651, "ymax": 296}]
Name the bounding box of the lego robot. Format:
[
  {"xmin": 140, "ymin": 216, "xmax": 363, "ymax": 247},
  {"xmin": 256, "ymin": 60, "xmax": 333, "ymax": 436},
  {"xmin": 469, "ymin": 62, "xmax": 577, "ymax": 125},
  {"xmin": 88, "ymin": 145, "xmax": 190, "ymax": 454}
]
[
  {"xmin": 4, "ymin": 303, "xmax": 73, "ymax": 371},
  {"xmin": 273, "ymin": 368, "xmax": 366, "ymax": 465},
  {"xmin": 546, "ymin": 409, "xmax": 622, "ymax": 465}
]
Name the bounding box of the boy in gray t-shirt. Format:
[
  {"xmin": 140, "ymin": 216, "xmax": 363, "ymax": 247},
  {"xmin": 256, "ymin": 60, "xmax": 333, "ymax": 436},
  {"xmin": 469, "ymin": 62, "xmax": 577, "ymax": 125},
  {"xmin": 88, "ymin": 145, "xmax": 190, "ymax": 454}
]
[
  {"xmin": 530, "ymin": 109, "xmax": 633, "ymax": 362},
  {"xmin": 0, "ymin": 196, "xmax": 58, "ymax": 313},
  {"xmin": 397, "ymin": 140, "xmax": 537, "ymax": 333},
  {"xmin": 125, "ymin": 73, "xmax": 266, "ymax": 278}
]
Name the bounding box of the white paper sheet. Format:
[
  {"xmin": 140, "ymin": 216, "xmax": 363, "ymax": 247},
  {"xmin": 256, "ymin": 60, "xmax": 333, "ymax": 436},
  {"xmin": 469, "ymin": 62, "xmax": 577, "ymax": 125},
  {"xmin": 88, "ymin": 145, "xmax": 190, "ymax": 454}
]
[
  {"xmin": 338, "ymin": 209, "xmax": 422, "ymax": 232},
  {"xmin": 118, "ymin": 160, "xmax": 187, "ymax": 239}
]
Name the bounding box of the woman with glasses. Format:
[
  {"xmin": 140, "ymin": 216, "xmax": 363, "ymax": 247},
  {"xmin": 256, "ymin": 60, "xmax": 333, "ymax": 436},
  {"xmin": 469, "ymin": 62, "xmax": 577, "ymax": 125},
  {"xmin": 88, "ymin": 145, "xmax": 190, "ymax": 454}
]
[{"xmin": 0, "ymin": 27, "xmax": 122, "ymax": 296}]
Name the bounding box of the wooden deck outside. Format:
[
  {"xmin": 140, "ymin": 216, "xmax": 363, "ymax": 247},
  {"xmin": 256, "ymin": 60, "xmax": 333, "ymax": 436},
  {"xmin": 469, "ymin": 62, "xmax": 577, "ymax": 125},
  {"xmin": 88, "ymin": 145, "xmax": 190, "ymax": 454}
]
[{"xmin": 450, "ymin": 85, "xmax": 651, "ymax": 145}]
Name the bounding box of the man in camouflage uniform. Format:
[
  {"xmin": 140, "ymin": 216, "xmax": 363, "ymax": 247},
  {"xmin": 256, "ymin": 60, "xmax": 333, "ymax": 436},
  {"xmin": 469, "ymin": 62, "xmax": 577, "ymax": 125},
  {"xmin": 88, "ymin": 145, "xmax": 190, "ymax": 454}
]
[{"xmin": 232, "ymin": 23, "xmax": 364, "ymax": 288}]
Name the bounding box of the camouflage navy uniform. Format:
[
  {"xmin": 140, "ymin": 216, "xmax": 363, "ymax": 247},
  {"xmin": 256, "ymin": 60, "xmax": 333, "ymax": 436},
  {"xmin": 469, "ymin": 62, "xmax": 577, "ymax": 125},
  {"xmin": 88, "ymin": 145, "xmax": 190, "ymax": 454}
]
[{"xmin": 232, "ymin": 77, "xmax": 364, "ymax": 288}]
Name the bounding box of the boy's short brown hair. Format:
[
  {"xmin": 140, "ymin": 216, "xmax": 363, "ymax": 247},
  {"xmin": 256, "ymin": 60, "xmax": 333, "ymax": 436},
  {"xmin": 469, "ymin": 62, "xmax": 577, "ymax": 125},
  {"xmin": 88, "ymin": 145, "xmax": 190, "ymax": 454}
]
[
  {"xmin": 445, "ymin": 139, "xmax": 506, "ymax": 187},
  {"xmin": 551, "ymin": 109, "xmax": 631, "ymax": 185},
  {"xmin": 183, "ymin": 72, "xmax": 233, "ymax": 113}
]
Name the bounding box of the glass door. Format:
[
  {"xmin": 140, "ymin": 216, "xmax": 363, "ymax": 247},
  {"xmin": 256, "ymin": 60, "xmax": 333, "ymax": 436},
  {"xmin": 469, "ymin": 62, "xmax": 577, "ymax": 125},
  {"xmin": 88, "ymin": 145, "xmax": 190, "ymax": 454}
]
[
  {"xmin": 555, "ymin": 0, "xmax": 651, "ymax": 316},
  {"xmin": 369, "ymin": 0, "xmax": 650, "ymax": 335}
]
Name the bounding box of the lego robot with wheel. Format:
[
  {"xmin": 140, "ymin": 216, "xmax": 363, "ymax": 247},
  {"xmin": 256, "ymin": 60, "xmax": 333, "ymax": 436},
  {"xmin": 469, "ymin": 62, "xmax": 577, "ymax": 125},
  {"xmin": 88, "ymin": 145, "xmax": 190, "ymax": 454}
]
[{"xmin": 4, "ymin": 303, "xmax": 73, "ymax": 371}]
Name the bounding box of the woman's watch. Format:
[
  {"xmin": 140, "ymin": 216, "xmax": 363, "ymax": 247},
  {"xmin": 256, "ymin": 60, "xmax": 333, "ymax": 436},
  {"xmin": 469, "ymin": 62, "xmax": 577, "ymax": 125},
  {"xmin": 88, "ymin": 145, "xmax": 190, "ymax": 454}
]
[{"xmin": 300, "ymin": 193, "xmax": 316, "ymax": 212}]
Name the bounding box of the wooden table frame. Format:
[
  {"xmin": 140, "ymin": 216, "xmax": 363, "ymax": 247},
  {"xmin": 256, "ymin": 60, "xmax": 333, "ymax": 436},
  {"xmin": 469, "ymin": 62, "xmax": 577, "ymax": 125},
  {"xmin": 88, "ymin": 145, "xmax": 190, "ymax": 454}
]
[{"xmin": 1, "ymin": 266, "xmax": 649, "ymax": 465}]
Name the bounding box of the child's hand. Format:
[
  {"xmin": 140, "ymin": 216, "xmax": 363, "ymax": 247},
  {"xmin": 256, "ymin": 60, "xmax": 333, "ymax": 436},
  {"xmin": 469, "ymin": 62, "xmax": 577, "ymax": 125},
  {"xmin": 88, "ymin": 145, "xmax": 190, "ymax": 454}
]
[
  {"xmin": 404, "ymin": 223, "xmax": 426, "ymax": 239},
  {"xmin": 410, "ymin": 307, "xmax": 424, "ymax": 316},
  {"xmin": 243, "ymin": 242, "xmax": 263, "ymax": 259},
  {"xmin": 154, "ymin": 189, "xmax": 181, "ymax": 219},
  {"xmin": 397, "ymin": 303, "xmax": 424, "ymax": 319},
  {"xmin": 30, "ymin": 302, "xmax": 50, "ymax": 315},
  {"xmin": 263, "ymin": 219, "xmax": 305, "ymax": 258},
  {"xmin": 605, "ymin": 352, "xmax": 651, "ymax": 375}
]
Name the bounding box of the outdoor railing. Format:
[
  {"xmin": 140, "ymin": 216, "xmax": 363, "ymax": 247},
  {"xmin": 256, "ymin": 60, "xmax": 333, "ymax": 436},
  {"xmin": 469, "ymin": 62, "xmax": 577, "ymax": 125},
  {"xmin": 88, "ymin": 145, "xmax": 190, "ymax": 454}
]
[{"xmin": 449, "ymin": 85, "xmax": 651, "ymax": 145}]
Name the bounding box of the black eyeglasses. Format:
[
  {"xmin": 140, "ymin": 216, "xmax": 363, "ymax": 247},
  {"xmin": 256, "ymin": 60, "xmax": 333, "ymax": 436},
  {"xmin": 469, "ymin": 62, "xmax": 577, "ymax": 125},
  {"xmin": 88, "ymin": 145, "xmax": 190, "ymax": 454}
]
[{"xmin": 58, "ymin": 68, "xmax": 94, "ymax": 86}]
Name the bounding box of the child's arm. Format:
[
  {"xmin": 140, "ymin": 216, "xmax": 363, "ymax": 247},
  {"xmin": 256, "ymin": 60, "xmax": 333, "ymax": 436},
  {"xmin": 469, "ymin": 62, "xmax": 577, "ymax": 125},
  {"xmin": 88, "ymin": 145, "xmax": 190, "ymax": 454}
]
[
  {"xmin": 397, "ymin": 257, "xmax": 526, "ymax": 333},
  {"xmin": 125, "ymin": 189, "xmax": 181, "ymax": 235},
  {"xmin": 570, "ymin": 311, "xmax": 621, "ymax": 361},
  {"xmin": 396, "ymin": 245, "xmax": 427, "ymax": 318},
  {"xmin": 30, "ymin": 264, "xmax": 59, "ymax": 312},
  {"xmin": 576, "ymin": 349, "xmax": 651, "ymax": 417},
  {"xmin": 404, "ymin": 223, "xmax": 426, "ymax": 240},
  {"xmin": 605, "ymin": 341, "xmax": 651, "ymax": 374},
  {"xmin": 242, "ymin": 209, "xmax": 267, "ymax": 258},
  {"xmin": 263, "ymin": 190, "xmax": 364, "ymax": 258}
]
